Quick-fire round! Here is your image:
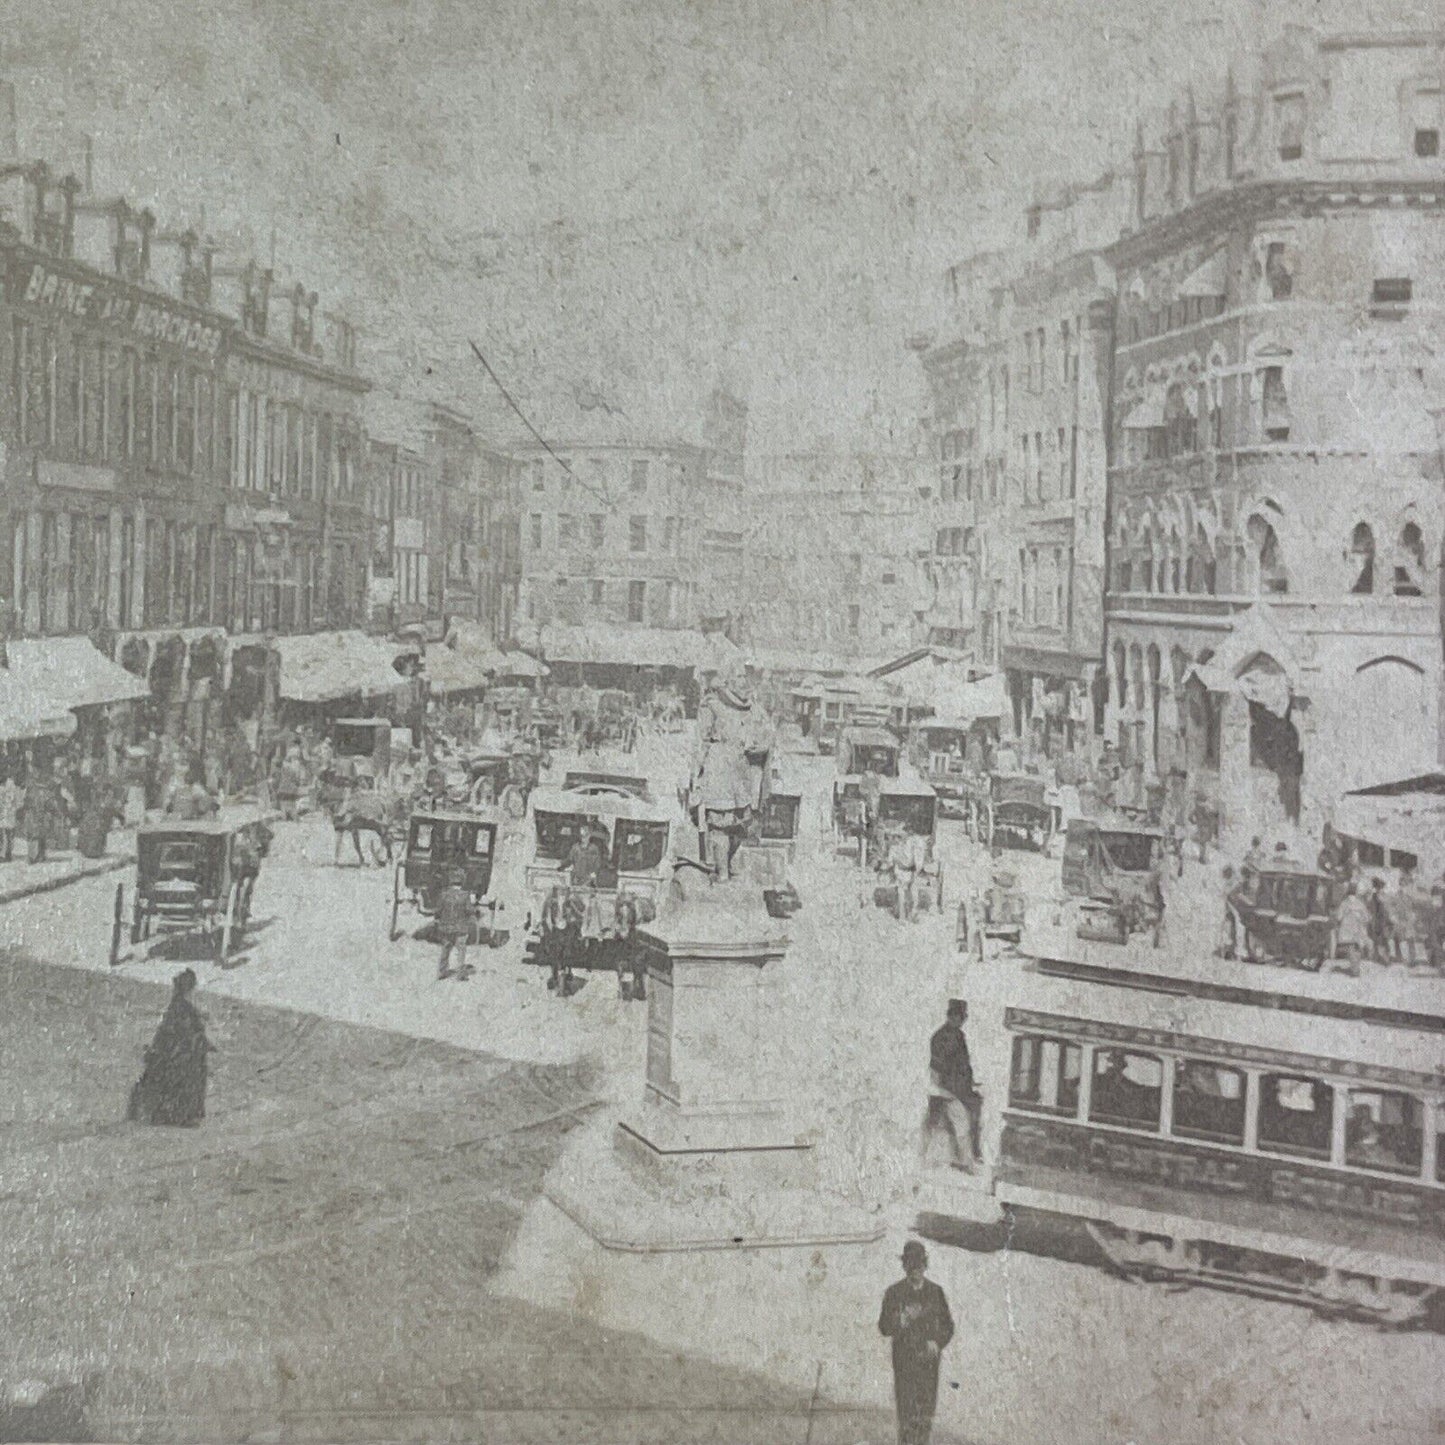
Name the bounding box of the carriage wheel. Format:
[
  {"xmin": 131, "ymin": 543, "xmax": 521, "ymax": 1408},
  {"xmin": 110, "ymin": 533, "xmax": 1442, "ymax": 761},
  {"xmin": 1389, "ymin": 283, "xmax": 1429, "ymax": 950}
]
[
  {"xmin": 388, "ymin": 862, "xmax": 404, "ymax": 943},
  {"xmin": 109, "ymin": 883, "xmax": 125, "ymax": 968},
  {"xmin": 216, "ymin": 880, "xmax": 241, "ymax": 963},
  {"xmin": 934, "ymin": 866, "xmax": 944, "ymax": 912},
  {"xmin": 130, "ymin": 893, "xmax": 144, "ymax": 946}
]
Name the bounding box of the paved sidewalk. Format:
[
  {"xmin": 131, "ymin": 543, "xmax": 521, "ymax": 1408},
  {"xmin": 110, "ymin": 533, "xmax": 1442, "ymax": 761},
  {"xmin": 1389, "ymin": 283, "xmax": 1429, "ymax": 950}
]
[{"xmin": 0, "ymin": 800, "xmax": 282, "ymax": 907}]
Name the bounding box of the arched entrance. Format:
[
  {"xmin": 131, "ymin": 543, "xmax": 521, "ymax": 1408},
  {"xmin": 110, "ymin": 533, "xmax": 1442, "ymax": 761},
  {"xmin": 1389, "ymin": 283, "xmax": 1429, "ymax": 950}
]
[{"xmin": 1240, "ymin": 655, "xmax": 1301, "ymax": 825}]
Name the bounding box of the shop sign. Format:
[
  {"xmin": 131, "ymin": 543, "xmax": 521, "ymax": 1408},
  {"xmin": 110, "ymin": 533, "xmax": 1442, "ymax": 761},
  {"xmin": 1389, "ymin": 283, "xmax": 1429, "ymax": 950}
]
[{"xmin": 13, "ymin": 259, "xmax": 226, "ymax": 359}]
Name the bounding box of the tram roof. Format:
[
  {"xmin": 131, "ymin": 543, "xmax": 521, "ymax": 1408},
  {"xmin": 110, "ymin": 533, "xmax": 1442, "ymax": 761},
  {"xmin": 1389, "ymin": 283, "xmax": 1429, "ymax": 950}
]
[{"xmin": 986, "ymin": 929, "xmax": 1445, "ymax": 1080}]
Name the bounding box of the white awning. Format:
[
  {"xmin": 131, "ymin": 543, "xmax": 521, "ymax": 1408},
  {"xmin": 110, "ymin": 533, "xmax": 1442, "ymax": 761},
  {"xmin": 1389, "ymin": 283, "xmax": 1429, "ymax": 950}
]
[
  {"xmin": 1178, "ymin": 248, "xmax": 1227, "ymax": 299},
  {"xmin": 929, "ymin": 671, "xmax": 1008, "ymax": 722},
  {"xmin": 0, "ymin": 674, "xmax": 76, "ymax": 743},
  {"xmin": 4, "ymin": 637, "xmax": 149, "ymax": 711},
  {"xmin": 275, "ymin": 632, "xmax": 411, "ymax": 703},
  {"xmin": 538, "ymin": 624, "xmax": 716, "ymax": 671}
]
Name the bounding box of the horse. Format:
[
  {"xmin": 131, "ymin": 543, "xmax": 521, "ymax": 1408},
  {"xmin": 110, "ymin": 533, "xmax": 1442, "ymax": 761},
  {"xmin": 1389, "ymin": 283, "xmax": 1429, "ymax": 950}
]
[{"xmin": 326, "ymin": 788, "xmax": 394, "ymax": 867}]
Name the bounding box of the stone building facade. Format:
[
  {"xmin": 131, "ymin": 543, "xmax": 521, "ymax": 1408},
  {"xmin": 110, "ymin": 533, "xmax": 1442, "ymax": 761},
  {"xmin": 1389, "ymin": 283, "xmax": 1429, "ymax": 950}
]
[
  {"xmin": 1104, "ymin": 29, "xmax": 1445, "ymax": 839},
  {"xmin": 512, "ymin": 438, "xmax": 707, "ymax": 632},
  {"xmin": 743, "ymin": 453, "xmax": 932, "ymax": 663},
  {"xmin": 920, "ymin": 178, "xmax": 1120, "ymax": 755}
]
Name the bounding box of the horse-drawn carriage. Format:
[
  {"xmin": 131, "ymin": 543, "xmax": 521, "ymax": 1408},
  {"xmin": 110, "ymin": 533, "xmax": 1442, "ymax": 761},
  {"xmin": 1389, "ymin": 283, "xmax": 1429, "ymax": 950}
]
[
  {"xmin": 910, "ymin": 720, "xmax": 973, "ymax": 819},
  {"xmin": 389, "ymin": 806, "xmax": 502, "ymax": 944},
  {"xmin": 956, "ymin": 868, "xmax": 1027, "ymax": 952},
  {"xmin": 463, "ymin": 743, "xmax": 544, "ymax": 818},
  {"xmin": 523, "ymin": 787, "xmax": 680, "ymax": 997},
  {"xmin": 966, "ymin": 770, "xmax": 1053, "ymax": 853},
  {"xmin": 120, "ymin": 816, "xmax": 273, "ymax": 965},
  {"xmin": 867, "ymin": 781, "xmax": 944, "ymax": 918},
  {"xmin": 1061, "ymin": 818, "xmax": 1166, "ymax": 944},
  {"xmin": 331, "ymin": 717, "xmax": 398, "ymax": 777},
  {"xmin": 832, "ymin": 724, "xmax": 903, "ymax": 849},
  {"xmin": 1228, "ymin": 863, "xmax": 1340, "ymax": 970},
  {"xmin": 731, "ymin": 761, "xmax": 805, "ymax": 917}
]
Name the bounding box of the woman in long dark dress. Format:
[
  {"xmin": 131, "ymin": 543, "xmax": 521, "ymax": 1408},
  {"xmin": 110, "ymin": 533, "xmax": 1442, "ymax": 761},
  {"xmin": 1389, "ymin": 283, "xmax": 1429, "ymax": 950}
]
[{"xmin": 128, "ymin": 969, "xmax": 214, "ymax": 1127}]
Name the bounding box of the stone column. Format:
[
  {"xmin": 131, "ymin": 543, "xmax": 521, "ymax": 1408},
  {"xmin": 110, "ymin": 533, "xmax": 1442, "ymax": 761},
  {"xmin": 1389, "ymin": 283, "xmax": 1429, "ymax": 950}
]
[{"xmin": 547, "ymin": 872, "xmax": 880, "ymax": 1251}]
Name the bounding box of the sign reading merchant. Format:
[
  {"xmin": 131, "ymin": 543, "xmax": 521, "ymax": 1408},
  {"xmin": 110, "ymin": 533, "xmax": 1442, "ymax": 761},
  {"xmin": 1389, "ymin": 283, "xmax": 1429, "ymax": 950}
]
[{"xmin": 12, "ymin": 259, "xmax": 226, "ymax": 359}]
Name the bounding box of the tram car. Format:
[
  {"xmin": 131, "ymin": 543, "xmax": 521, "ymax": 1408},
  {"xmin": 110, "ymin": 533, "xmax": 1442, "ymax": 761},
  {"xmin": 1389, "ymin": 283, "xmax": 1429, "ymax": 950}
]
[{"xmin": 916, "ymin": 929, "xmax": 1445, "ymax": 1326}]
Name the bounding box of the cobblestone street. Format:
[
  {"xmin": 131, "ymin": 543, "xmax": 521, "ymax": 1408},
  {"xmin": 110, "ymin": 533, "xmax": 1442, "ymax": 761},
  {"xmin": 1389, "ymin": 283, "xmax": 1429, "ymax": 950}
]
[{"xmin": 0, "ymin": 950, "xmax": 914, "ymax": 1444}]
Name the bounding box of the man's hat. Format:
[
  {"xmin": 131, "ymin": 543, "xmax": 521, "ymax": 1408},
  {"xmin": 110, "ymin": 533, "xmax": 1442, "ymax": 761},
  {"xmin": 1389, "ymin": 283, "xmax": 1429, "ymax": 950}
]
[
  {"xmin": 901, "ymin": 1240, "xmax": 928, "ymax": 1268},
  {"xmin": 946, "ymin": 998, "xmax": 966, "ymax": 1014}
]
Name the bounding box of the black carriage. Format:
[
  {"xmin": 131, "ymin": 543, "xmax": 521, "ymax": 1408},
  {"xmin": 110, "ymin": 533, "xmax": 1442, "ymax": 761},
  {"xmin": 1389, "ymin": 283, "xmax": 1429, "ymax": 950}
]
[
  {"xmin": 732, "ymin": 766, "xmax": 804, "ymax": 917},
  {"xmin": 831, "ymin": 725, "xmax": 902, "ymax": 842},
  {"xmin": 970, "ymin": 771, "xmax": 1052, "ymax": 853},
  {"xmin": 1062, "ymin": 819, "xmax": 1166, "ymax": 942},
  {"xmin": 389, "ymin": 807, "xmax": 501, "ymax": 943},
  {"xmin": 523, "ymin": 788, "xmax": 676, "ymax": 997},
  {"xmin": 1229, "ymin": 864, "xmax": 1340, "ymax": 970},
  {"xmin": 911, "ymin": 721, "xmax": 972, "ymax": 819},
  {"xmin": 124, "ymin": 818, "xmax": 272, "ymax": 965},
  {"xmin": 332, "ymin": 717, "xmax": 393, "ymax": 775},
  {"xmin": 869, "ymin": 783, "xmax": 944, "ymax": 917}
]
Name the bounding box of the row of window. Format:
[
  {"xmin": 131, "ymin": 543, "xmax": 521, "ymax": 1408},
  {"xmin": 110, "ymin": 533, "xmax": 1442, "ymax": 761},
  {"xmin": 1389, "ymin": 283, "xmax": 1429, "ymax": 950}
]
[
  {"xmin": 937, "ymin": 430, "xmax": 1081, "ymax": 509},
  {"xmin": 13, "ymin": 320, "xmax": 363, "ymax": 499},
  {"xmin": 1016, "ymin": 545, "xmax": 1071, "ymax": 630},
  {"xmin": 1112, "ymin": 518, "xmax": 1429, "ymax": 601},
  {"xmin": 527, "ymin": 512, "xmax": 688, "ymax": 556},
  {"xmin": 1010, "ymin": 1032, "xmax": 1444, "ymax": 1183},
  {"xmin": 1123, "ymin": 271, "xmax": 1419, "ymax": 351},
  {"xmin": 526, "ymin": 577, "xmax": 660, "ymax": 625},
  {"xmin": 5, "ymin": 509, "xmax": 363, "ymax": 635},
  {"xmin": 529, "ymin": 456, "xmax": 682, "ymax": 495}
]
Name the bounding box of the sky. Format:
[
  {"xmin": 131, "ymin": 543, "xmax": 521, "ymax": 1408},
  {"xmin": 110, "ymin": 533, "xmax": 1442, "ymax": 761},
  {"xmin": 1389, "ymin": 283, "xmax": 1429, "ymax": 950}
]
[{"xmin": 4, "ymin": 0, "xmax": 1438, "ymax": 454}]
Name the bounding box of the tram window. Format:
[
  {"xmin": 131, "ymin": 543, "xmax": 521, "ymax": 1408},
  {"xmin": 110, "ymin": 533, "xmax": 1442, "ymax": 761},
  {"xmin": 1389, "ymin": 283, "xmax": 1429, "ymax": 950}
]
[
  {"xmin": 1257, "ymin": 1074, "xmax": 1333, "ymax": 1160},
  {"xmin": 1009, "ymin": 1035, "xmax": 1082, "ymax": 1116},
  {"xmin": 1344, "ymin": 1089, "xmax": 1423, "ymax": 1177},
  {"xmin": 1172, "ymin": 1059, "xmax": 1246, "ymax": 1146},
  {"xmin": 1088, "ymin": 1049, "xmax": 1163, "ymax": 1131}
]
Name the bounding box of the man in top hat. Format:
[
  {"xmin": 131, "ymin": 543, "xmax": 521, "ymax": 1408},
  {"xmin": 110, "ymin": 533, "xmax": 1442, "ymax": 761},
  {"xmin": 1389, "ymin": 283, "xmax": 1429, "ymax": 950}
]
[{"xmin": 878, "ymin": 1239, "xmax": 955, "ymax": 1445}]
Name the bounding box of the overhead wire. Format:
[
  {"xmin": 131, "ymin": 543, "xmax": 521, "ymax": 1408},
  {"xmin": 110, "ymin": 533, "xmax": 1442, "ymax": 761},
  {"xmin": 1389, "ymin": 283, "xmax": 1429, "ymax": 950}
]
[{"xmin": 467, "ymin": 339, "xmax": 615, "ymax": 509}]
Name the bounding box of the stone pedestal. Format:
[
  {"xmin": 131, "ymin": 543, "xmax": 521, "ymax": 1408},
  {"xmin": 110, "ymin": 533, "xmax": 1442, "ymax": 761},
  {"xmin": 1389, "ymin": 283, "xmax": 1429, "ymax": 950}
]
[{"xmin": 546, "ymin": 874, "xmax": 880, "ymax": 1251}]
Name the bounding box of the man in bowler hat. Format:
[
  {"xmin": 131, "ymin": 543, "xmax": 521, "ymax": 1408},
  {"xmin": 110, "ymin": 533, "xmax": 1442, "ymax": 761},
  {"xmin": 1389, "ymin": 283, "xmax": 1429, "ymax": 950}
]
[{"xmin": 878, "ymin": 1239, "xmax": 955, "ymax": 1444}]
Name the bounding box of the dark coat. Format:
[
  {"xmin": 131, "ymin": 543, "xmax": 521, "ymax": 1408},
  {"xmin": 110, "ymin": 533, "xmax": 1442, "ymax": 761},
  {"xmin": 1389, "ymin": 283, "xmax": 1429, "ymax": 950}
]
[
  {"xmin": 129, "ymin": 990, "xmax": 212, "ymax": 1127},
  {"xmin": 930, "ymin": 1023, "xmax": 976, "ymax": 1102},
  {"xmin": 879, "ymin": 1277, "xmax": 954, "ymax": 1426}
]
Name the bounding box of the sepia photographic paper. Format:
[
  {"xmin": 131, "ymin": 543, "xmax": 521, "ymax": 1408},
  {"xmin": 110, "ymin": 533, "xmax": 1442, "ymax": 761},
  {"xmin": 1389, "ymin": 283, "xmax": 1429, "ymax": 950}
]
[{"xmin": 1, "ymin": 1, "xmax": 1444, "ymax": 1442}]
